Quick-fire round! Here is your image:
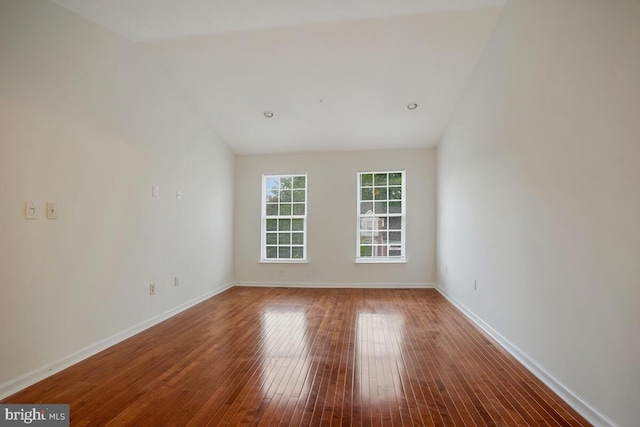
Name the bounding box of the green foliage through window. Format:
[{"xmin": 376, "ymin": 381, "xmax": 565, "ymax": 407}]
[
  {"xmin": 357, "ymin": 171, "xmax": 405, "ymax": 260},
  {"xmin": 263, "ymin": 174, "xmax": 307, "ymax": 261}
]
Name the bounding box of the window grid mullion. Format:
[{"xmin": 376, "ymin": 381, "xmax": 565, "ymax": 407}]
[
  {"xmin": 262, "ymin": 173, "xmax": 307, "ymax": 262},
  {"xmin": 356, "ymin": 170, "xmax": 405, "ymax": 260}
]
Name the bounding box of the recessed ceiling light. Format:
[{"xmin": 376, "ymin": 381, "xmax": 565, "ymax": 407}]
[
  {"xmin": 263, "ymin": 111, "xmax": 274, "ymax": 118},
  {"xmin": 407, "ymin": 103, "xmax": 418, "ymax": 110}
]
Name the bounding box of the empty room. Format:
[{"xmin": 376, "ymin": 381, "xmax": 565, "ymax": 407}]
[{"xmin": 1, "ymin": 0, "xmax": 638, "ymax": 426}]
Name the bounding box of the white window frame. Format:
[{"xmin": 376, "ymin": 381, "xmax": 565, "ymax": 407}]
[
  {"xmin": 261, "ymin": 173, "xmax": 308, "ymax": 263},
  {"xmin": 355, "ymin": 170, "xmax": 406, "ymax": 263}
]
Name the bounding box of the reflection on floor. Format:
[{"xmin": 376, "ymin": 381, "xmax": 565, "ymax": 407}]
[{"xmin": 3, "ymin": 287, "xmax": 591, "ymax": 426}]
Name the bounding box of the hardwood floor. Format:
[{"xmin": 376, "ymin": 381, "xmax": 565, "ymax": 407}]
[{"xmin": 3, "ymin": 287, "xmax": 590, "ymax": 426}]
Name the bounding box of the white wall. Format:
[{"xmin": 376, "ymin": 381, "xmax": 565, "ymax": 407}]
[
  {"xmin": 437, "ymin": 0, "xmax": 640, "ymax": 425},
  {"xmin": 0, "ymin": 0, "xmax": 235, "ymax": 396},
  {"xmin": 235, "ymin": 149, "xmax": 436, "ymax": 286}
]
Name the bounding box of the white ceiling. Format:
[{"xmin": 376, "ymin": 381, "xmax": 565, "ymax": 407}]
[
  {"xmin": 49, "ymin": 0, "xmax": 505, "ymax": 154},
  {"xmin": 50, "ymin": 0, "xmax": 506, "ymax": 41}
]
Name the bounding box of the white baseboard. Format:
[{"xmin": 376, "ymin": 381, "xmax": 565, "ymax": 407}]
[
  {"xmin": 435, "ymin": 286, "xmax": 617, "ymax": 427},
  {"xmin": 0, "ymin": 282, "xmax": 233, "ymax": 400},
  {"xmin": 233, "ymin": 281, "xmax": 436, "ymax": 289},
  {"xmin": 9, "ymin": 282, "xmax": 610, "ymax": 425}
]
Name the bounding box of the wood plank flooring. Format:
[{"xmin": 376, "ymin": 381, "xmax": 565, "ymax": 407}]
[{"xmin": 3, "ymin": 287, "xmax": 591, "ymax": 426}]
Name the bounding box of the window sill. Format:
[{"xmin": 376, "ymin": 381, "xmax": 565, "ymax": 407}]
[
  {"xmin": 260, "ymin": 259, "xmax": 309, "ymax": 264},
  {"xmin": 354, "ymin": 257, "xmax": 407, "ymax": 264}
]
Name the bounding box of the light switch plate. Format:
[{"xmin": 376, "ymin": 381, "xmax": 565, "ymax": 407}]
[
  {"xmin": 24, "ymin": 202, "xmax": 38, "ymax": 220},
  {"xmin": 46, "ymin": 203, "xmax": 58, "ymax": 219}
]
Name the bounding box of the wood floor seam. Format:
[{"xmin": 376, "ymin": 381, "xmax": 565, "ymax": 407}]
[{"xmin": 2, "ymin": 287, "xmax": 591, "ymax": 427}]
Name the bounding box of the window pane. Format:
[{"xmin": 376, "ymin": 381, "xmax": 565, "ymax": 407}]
[
  {"xmin": 266, "ymin": 219, "xmax": 277, "ymax": 231},
  {"xmin": 361, "ymin": 188, "xmax": 373, "ymax": 201},
  {"xmin": 374, "ymin": 173, "xmax": 388, "ymax": 186},
  {"xmin": 361, "ymin": 174, "xmax": 373, "ymax": 186},
  {"xmin": 266, "ymin": 246, "xmax": 277, "ymax": 258},
  {"xmin": 292, "ymin": 232, "xmax": 304, "ymax": 245},
  {"xmin": 389, "ymin": 249, "xmax": 401, "ymax": 257},
  {"xmin": 378, "ymin": 231, "xmax": 388, "ymax": 243},
  {"xmin": 389, "ymin": 173, "xmax": 402, "ymax": 185},
  {"xmin": 279, "ymin": 219, "xmax": 291, "ymax": 231},
  {"xmin": 360, "ymin": 235, "xmax": 372, "ymax": 244},
  {"xmin": 373, "ymin": 245, "xmax": 387, "ymax": 256},
  {"xmin": 293, "ymin": 176, "xmax": 306, "ymax": 188},
  {"xmin": 281, "ymin": 177, "xmax": 292, "ymax": 189},
  {"xmin": 389, "ymin": 201, "xmax": 401, "ymax": 213},
  {"xmin": 278, "ymin": 233, "xmax": 291, "ymax": 245},
  {"xmin": 389, "ymin": 187, "xmax": 402, "ymax": 200},
  {"xmin": 280, "ymin": 190, "xmax": 292, "ymax": 202},
  {"xmin": 360, "ymin": 215, "xmax": 379, "ymax": 232},
  {"xmin": 292, "ymin": 247, "xmax": 303, "ymax": 259},
  {"xmin": 266, "ymin": 203, "xmax": 278, "ymax": 215},
  {"xmin": 279, "ymin": 247, "xmax": 291, "ymax": 259},
  {"xmin": 374, "ymin": 188, "xmax": 387, "ymax": 200},
  {"xmin": 292, "ymin": 203, "xmax": 305, "ymax": 215},
  {"xmin": 376, "ymin": 217, "xmax": 388, "ymax": 230},
  {"xmin": 266, "ymin": 176, "xmax": 279, "ymax": 192},
  {"xmin": 374, "ymin": 202, "xmax": 387, "ymax": 214},
  {"xmin": 279, "ymin": 203, "xmax": 291, "ymax": 215},
  {"xmin": 293, "ymin": 189, "xmax": 305, "ymax": 202},
  {"xmin": 360, "ymin": 246, "xmax": 372, "ymax": 257},
  {"xmin": 389, "ymin": 231, "xmax": 401, "ymax": 244},
  {"xmin": 266, "ymin": 233, "xmax": 277, "ymax": 245},
  {"xmin": 291, "ymin": 219, "xmax": 304, "ymax": 231},
  {"xmin": 388, "ymin": 217, "xmax": 401, "ymax": 230},
  {"xmin": 266, "ymin": 190, "xmax": 279, "ymax": 203},
  {"xmin": 360, "ymin": 202, "xmax": 373, "ymax": 214}
]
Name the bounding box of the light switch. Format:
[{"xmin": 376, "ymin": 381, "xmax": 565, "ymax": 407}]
[
  {"xmin": 46, "ymin": 203, "xmax": 58, "ymax": 219},
  {"xmin": 152, "ymin": 186, "xmax": 159, "ymax": 198},
  {"xmin": 176, "ymin": 190, "xmax": 182, "ymax": 200},
  {"xmin": 24, "ymin": 202, "xmax": 38, "ymax": 220}
]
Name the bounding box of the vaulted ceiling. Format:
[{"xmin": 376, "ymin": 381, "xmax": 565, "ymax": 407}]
[{"xmin": 49, "ymin": 0, "xmax": 505, "ymax": 154}]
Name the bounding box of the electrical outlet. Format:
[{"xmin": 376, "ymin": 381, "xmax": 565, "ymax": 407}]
[
  {"xmin": 474, "ymin": 280, "xmax": 477, "ymax": 291},
  {"xmin": 150, "ymin": 284, "xmax": 156, "ymax": 295},
  {"xmin": 174, "ymin": 276, "xmax": 179, "ymax": 287}
]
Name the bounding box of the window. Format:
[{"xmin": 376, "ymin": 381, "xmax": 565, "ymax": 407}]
[
  {"xmin": 262, "ymin": 174, "xmax": 307, "ymax": 262},
  {"xmin": 357, "ymin": 171, "xmax": 405, "ymax": 262}
]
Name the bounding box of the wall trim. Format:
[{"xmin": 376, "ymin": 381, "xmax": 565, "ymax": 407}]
[
  {"xmin": 0, "ymin": 282, "xmax": 233, "ymax": 400},
  {"xmin": 233, "ymin": 281, "xmax": 436, "ymax": 289},
  {"xmin": 8, "ymin": 282, "xmax": 612, "ymax": 425},
  {"xmin": 435, "ymin": 286, "xmax": 617, "ymax": 427}
]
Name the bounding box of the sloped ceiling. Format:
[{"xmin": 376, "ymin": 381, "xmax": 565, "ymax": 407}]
[{"xmin": 49, "ymin": 0, "xmax": 505, "ymax": 154}]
